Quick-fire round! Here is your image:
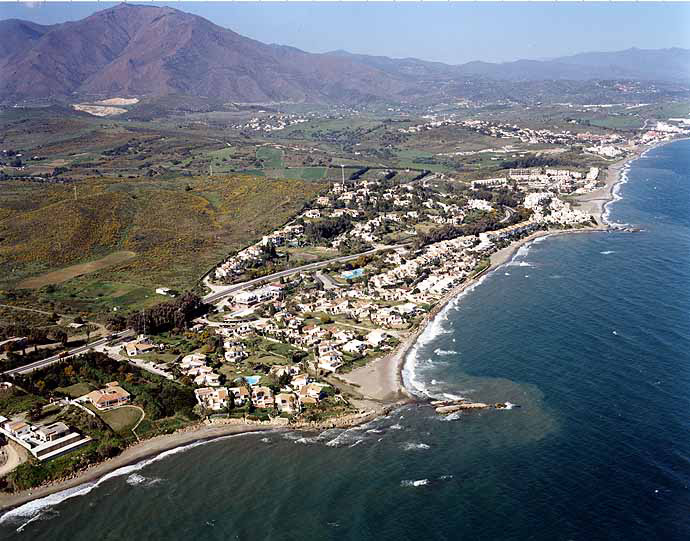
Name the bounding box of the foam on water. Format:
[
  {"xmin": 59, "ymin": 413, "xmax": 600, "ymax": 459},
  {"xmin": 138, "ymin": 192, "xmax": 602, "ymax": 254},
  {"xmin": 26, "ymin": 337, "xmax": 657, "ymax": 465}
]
[
  {"xmin": 434, "ymin": 348, "xmax": 457, "ymax": 356},
  {"xmin": 603, "ymin": 164, "xmax": 632, "ymax": 227},
  {"xmin": 402, "ymin": 271, "xmax": 493, "ymax": 398},
  {"xmin": 125, "ymin": 473, "xmax": 161, "ymax": 487},
  {"xmin": 401, "ymin": 442, "xmax": 431, "ymax": 451},
  {"xmin": 400, "ymin": 479, "xmax": 430, "ymax": 487}
]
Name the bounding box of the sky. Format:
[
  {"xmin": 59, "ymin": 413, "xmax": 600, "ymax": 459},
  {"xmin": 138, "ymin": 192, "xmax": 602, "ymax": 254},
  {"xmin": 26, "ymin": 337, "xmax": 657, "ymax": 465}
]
[{"xmin": 1, "ymin": 2, "xmax": 689, "ymax": 65}]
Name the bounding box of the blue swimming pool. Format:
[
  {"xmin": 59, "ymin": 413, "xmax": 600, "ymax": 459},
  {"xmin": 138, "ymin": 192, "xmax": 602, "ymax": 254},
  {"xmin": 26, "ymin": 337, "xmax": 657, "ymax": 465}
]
[
  {"xmin": 235, "ymin": 375, "xmax": 261, "ymax": 385},
  {"xmin": 341, "ymin": 268, "xmax": 364, "ymax": 280}
]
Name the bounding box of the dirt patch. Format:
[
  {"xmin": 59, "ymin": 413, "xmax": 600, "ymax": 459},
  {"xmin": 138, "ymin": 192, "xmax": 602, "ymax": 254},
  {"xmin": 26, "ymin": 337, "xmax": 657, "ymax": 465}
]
[
  {"xmin": 94, "ymin": 98, "xmax": 139, "ymax": 106},
  {"xmin": 72, "ymin": 104, "xmax": 127, "ymax": 117},
  {"xmin": 19, "ymin": 251, "xmax": 137, "ymax": 289}
]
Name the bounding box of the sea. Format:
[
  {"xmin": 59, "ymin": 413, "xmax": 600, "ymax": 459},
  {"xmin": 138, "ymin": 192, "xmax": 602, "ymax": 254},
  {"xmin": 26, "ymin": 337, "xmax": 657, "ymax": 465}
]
[{"xmin": 1, "ymin": 139, "xmax": 688, "ymax": 540}]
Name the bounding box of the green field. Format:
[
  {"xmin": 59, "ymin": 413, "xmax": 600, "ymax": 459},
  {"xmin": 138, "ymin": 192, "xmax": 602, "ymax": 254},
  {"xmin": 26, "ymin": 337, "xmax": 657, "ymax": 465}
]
[
  {"xmin": 585, "ymin": 115, "xmax": 643, "ymax": 130},
  {"xmin": 56, "ymin": 382, "xmax": 94, "ymax": 398},
  {"xmin": 99, "ymin": 406, "xmax": 143, "ymax": 434},
  {"xmin": 256, "ymin": 146, "xmax": 284, "ymax": 168},
  {"xmin": 267, "ymin": 167, "xmax": 327, "ymax": 181}
]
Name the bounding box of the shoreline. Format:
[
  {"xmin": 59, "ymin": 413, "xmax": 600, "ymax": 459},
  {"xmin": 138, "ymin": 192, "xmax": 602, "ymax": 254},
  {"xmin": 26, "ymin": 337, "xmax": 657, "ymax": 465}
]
[
  {"xmin": 0, "ymin": 139, "xmax": 673, "ymax": 516},
  {"xmin": 344, "ymin": 140, "xmax": 658, "ymax": 404}
]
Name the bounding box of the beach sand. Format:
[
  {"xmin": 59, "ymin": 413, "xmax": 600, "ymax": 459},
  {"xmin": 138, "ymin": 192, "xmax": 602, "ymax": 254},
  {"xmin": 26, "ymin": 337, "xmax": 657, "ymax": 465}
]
[{"xmin": 342, "ymin": 148, "xmax": 645, "ymax": 406}]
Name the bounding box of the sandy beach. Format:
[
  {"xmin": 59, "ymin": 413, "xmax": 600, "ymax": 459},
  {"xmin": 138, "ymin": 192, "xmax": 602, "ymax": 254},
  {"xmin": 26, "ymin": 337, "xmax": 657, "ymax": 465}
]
[
  {"xmin": 0, "ymin": 422, "xmax": 275, "ymax": 512},
  {"xmin": 343, "ymin": 146, "xmax": 648, "ymax": 407}
]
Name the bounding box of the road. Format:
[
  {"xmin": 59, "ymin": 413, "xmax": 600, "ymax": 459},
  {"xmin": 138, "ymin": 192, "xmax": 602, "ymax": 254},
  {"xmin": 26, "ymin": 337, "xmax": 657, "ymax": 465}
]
[
  {"xmin": 2, "ymin": 330, "xmax": 134, "ymax": 376},
  {"xmin": 499, "ymin": 205, "xmax": 516, "ymax": 224},
  {"xmin": 203, "ymin": 244, "xmax": 404, "ymax": 304},
  {"xmin": 315, "ymin": 271, "xmax": 341, "ymax": 290}
]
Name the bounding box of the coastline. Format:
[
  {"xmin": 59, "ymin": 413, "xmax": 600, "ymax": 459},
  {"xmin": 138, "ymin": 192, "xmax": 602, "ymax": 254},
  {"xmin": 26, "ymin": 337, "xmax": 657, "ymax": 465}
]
[
  {"xmin": 0, "ymin": 422, "xmax": 277, "ymax": 514},
  {"xmin": 0, "ymin": 139, "xmax": 669, "ymax": 516},
  {"xmin": 344, "ymin": 141, "xmax": 655, "ymax": 403}
]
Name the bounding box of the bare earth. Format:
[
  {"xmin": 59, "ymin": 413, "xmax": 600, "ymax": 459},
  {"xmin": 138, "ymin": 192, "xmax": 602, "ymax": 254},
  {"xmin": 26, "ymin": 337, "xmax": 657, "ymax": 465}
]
[
  {"xmin": 72, "ymin": 104, "xmax": 127, "ymax": 117},
  {"xmin": 0, "ymin": 443, "xmax": 28, "ymax": 479},
  {"xmin": 18, "ymin": 251, "xmax": 136, "ymax": 289},
  {"xmin": 94, "ymin": 98, "xmax": 139, "ymax": 106}
]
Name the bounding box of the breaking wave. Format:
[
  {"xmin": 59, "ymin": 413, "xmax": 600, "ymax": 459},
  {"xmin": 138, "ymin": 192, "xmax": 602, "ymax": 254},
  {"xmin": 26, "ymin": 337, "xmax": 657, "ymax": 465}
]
[
  {"xmin": 602, "ymin": 162, "xmax": 633, "ymax": 227},
  {"xmin": 400, "ymin": 479, "xmax": 430, "ymax": 487},
  {"xmin": 0, "ymin": 431, "xmax": 268, "ymax": 530},
  {"xmin": 126, "ymin": 473, "xmax": 161, "ymax": 487},
  {"xmin": 402, "ymin": 271, "xmax": 492, "ymax": 398},
  {"xmin": 401, "ymin": 442, "xmax": 431, "ymax": 451}
]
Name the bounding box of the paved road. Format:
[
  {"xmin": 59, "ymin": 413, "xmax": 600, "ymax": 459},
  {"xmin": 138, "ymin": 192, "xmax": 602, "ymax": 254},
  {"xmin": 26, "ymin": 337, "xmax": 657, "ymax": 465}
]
[
  {"xmin": 500, "ymin": 205, "xmax": 516, "ymax": 224},
  {"xmin": 315, "ymin": 271, "xmax": 341, "ymax": 290},
  {"xmin": 204, "ymin": 244, "xmax": 404, "ymax": 304},
  {"xmin": 2, "ymin": 330, "xmax": 134, "ymax": 376}
]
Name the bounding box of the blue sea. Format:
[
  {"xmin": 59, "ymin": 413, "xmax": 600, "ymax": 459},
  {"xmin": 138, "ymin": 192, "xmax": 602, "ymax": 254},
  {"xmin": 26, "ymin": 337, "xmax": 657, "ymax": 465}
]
[{"xmin": 1, "ymin": 140, "xmax": 689, "ymax": 540}]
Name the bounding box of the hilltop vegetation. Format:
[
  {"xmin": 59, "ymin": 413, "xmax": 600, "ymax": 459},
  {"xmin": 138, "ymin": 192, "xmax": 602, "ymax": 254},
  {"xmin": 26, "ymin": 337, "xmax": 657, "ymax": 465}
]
[{"xmin": 0, "ymin": 174, "xmax": 320, "ymax": 316}]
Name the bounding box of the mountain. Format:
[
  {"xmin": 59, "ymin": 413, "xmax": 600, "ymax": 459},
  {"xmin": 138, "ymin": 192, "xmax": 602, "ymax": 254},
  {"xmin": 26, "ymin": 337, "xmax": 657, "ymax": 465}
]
[
  {"xmin": 0, "ymin": 3, "xmax": 406, "ymax": 103},
  {"xmin": 0, "ymin": 3, "xmax": 688, "ymax": 104},
  {"xmin": 453, "ymin": 48, "xmax": 690, "ymax": 83}
]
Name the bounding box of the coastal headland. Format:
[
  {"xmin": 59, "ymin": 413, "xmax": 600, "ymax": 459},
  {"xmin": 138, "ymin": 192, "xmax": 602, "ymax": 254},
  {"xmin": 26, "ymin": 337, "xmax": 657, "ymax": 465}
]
[{"xmin": 0, "ymin": 141, "xmax": 667, "ymax": 514}]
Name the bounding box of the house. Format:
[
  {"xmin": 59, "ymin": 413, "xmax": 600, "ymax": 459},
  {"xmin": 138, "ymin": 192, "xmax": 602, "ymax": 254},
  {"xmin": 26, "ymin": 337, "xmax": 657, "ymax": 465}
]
[
  {"xmin": 298, "ymin": 382, "xmax": 329, "ymax": 405},
  {"xmin": 87, "ymin": 382, "xmax": 131, "ymax": 410},
  {"xmin": 4, "ymin": 420, "xmax": 31, "ymax": 437},
  {"xmin": 367, "ymin": 329, "xmax": 389, "ymax": 348},
  {"xmin": 194, "ymin": 387, "xmax": 229, "ymax": 411},
  {"xmin": 290, "ymin": 374, "xmax": 309, "ymax": 389},
  {"xmin": 235, "ymin": 291, "xmax": 258, "ymax": 306},
  {"xmin": 180, "ymin": 353, "xmax": 207, "ymax": 370},
  {"xmin": 194, "ymin": 372, "xmax": 221, "ymax": 387},
  {"xmin": 251, "ymin": 386, "xmax": 275, "ymax": 408},
  {"xmin": 300, "ymin": 383, "xmax": 329, "ymax": 400},
  {"xmin": 318, "ymin": 357, "xmax": 343, "ymax": 373},
  {"xmin": 224, "ymin": 348, "xmax": 248, "ymax": 362},
  {"xmin": 275, "ymin": 392, "xmax": 298, "ymax": 414},
  {"xmin": 35, "ymin": 422, "xmax": 71, "ymax": 443},
  {"xmin": 270, "ymin": 365, "xmax": 300, "ymax": 378},
  {"xmin": 124, "ymin": 341, "xmax": 157, "ymax": 356},
  {"xmin": 342, "ymin": 339, "xmax": 367, "ymax": 355},
  {"xmin": 228, "ymin": 386, "xmax": 250, "ymax": 406}
]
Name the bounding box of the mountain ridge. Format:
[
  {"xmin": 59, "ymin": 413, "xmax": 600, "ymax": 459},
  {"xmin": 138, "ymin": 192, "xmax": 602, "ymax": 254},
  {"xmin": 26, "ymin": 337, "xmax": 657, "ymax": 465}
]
[{"xmin": 1, "ymin": 3, "xmax": 688, "ymax": 104}]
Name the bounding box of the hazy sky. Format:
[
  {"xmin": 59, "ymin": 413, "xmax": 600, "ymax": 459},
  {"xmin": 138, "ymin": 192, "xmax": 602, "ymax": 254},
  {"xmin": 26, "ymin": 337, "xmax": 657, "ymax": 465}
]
[{"xmin": 2, "ymin": 2, "xmax": 689, "ymax": 65}]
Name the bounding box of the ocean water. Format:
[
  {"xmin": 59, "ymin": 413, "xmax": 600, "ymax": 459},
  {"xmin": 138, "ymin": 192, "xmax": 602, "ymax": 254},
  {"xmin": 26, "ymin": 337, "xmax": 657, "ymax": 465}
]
[{"xmin": 1, "ymin": 140, "xmax": 689, "ymax": 540}]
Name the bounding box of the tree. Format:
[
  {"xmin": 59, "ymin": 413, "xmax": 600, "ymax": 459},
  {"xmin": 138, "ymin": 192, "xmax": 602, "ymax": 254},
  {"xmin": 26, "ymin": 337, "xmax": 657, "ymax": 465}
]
[
  {"xmin": 225, "ymin": 391, "xmax": 235, "ymax": 415},
  {"xmin": 240, "ymin": 377, "xmax": 255, "ymax": 413},
  {"xmin": 28, "ymin": 402, "xmax": 43, "ymax": 421}
]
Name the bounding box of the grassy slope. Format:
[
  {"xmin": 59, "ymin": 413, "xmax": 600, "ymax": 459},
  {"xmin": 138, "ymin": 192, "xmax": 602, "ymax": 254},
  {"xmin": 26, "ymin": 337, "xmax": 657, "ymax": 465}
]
[{"xmin": 0, "ymin": 175, "xmax": 320, "ymax": 314}]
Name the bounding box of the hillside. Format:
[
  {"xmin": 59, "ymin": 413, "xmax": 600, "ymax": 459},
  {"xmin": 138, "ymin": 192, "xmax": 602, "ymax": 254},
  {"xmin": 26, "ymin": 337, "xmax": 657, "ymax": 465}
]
[
  {"xmin": 0, "ymin": 3, "xmax": 688, "ymax": 104},
  {"xmin": 0, "ymin": 175, "xmax": 320, "ymax": 314},
  {"xmin": 0, "ymin": 3, "xmax": 404, "ymax": 103}
]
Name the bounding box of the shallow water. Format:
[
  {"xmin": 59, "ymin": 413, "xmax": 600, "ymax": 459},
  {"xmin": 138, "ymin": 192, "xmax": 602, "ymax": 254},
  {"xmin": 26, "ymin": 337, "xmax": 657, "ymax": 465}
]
[{"xmin": 2, "ymin": 140, "xmax": 689, "ymax": 540}]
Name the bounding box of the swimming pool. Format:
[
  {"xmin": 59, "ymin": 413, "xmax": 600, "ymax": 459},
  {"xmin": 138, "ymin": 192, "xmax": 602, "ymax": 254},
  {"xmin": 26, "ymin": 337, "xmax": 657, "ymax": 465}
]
[
  {"xmin": 341, "ymin": 268, "xmax": 364, "ymax": 280},
  {"xmin": 235, "ymin": 375, "xmax": 261, "ymax": 385}
]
